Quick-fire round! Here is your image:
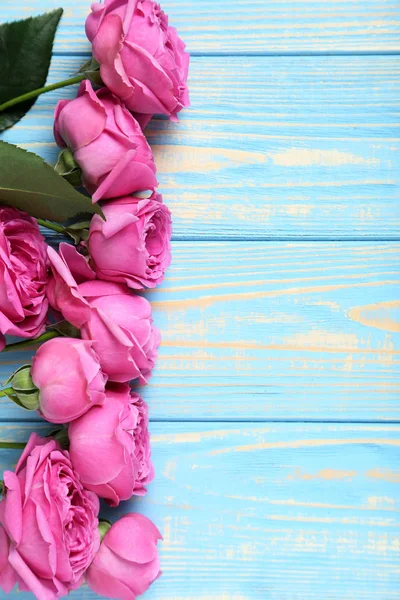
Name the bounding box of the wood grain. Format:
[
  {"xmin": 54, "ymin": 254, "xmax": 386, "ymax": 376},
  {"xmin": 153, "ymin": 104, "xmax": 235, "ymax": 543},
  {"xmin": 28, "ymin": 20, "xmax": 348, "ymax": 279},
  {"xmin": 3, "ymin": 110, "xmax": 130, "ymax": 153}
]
[
  {"xmin": 1, "ymin": 1, "xmax": 399, "ymax": 597},
  {"xmin": 3, "ymin": 0, "xmax": 400, "ymax": 54},
  {"xmin": 1, "ymin": 421, "xmax": 399, "ymax": 599},
  {"xmin": 2, "ymin": 55, "xmax": 399, "ymax": 240},
  {"xmin": 1, "ymin": 242, "xmax": 399, "ymax": 422}
]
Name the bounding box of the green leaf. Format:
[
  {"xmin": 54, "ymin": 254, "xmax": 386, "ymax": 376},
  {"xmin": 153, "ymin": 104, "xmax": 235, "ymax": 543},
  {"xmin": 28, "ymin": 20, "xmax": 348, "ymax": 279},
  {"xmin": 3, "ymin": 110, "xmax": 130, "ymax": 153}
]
[
  {"xmin": 0, "ymin": 142, "xmax": 104, "ymax": 222},
  {"xmin": 0, "ymin": 9, "xmax": 63, "ymax": 131}
]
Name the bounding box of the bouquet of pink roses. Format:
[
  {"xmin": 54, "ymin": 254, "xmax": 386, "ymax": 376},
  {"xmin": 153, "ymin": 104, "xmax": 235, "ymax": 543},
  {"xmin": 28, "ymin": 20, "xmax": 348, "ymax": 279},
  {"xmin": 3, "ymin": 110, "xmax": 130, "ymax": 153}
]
[{"xmin": 0, "ymin": 1, "xmax": 190, "ymax": 598}]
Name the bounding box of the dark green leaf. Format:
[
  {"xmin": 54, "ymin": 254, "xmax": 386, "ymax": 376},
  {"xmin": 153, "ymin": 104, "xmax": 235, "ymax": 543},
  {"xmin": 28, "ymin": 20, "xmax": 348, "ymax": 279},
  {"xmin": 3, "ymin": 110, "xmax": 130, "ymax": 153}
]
[
  {"xmin": 0, "ymin": 142, "xmax": 104, "ymax": 222},
  {"xmin": 0, "ymin": 9, "xmax": 63, "ymax": 131}
]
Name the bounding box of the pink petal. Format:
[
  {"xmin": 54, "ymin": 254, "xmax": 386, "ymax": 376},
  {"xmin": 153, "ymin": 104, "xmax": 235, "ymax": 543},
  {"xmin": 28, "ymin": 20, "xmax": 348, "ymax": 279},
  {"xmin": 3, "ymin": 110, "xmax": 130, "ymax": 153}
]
[
  {"xmin": 106, "ymin": 514, "xmax": 162, "ymax": 564},
  {"xmin": 92, "ymin": 149, "xmax": 158, "ymax": 202},
  {"xmin": 92, "ymin": 14, "xmax": 124, "ymax": 64},
  {"xmin": 87, "ymin": 562, "xmax": 135, "ymax": 600}
]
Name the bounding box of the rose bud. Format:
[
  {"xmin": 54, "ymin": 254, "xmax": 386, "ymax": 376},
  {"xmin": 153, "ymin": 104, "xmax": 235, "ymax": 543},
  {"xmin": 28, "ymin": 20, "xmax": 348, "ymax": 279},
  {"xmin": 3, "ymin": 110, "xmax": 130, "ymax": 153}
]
[
  {"xmin": 0, "ymin": 207, "xmax": 49, "ymax": 350},
  {"xmin": 86, "ymin": 514, "xmax": 162, "ymax": 600},
  {"xmin": 88, "ymin": 193, "xmax": 172, "ymax": 290},
  {"xmin": 80, "ymin": 280, "xmax": 160, "ymax": 384},
  {"xmin": 54, "ymin": 80, "xmax": 157, "ymax": 202},
  {"xmin": 47, "ymin": 246, "xmax": 160, "ymax": 384},
  {"xmin": 86, "ymin": 0, "xmax": 190, "ymax": 122},
  {"xmin": 69, "ymin": 384, "xmax": 154, "ymax": 506},
  {"xmin": 30, "ymin": 337, "xmax": 106, "ymax": 423},
  {"xmin": 0, "ymin": 434, "xmax": 100, "ymax": 599}
]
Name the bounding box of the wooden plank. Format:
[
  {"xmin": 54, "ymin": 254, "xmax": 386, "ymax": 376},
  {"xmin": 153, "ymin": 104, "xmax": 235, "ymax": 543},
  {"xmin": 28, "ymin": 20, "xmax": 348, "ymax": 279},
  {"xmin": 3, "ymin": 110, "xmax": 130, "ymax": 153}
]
[
  {"xmin": 2, "ymin": 55, "xmax": 400, "ymax": 240},
  {"xmin": 3, "ymin": 0, "xmax": 400, "ymax": 54},
  {"xmin": 1, "ymin": 242, "xmax": 399, "ymax": 422},
  {"xmin": 1, "ymin": 422, "xmax": 399, "ymax": 599}
]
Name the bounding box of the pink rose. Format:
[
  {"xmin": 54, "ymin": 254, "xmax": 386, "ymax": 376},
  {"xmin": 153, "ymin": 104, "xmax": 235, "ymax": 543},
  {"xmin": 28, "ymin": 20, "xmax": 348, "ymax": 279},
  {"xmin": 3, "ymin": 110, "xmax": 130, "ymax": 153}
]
[
  {"xmin": 86, "ymin": 514, "xmax": 162, "ymax": 600},
  {"xmin": 69, "ymin": 383, "xmax": 154, "ymax": 506},
  {"xmin": 0, "ymin": 207, "xmax": 49, "ymax": 351},
  {"xmin": 88, "ymin": 193, "xmax": 172, "ymax": 290},
  {"xmin": 46, "ymin": 244, "xmax": 93, "ymax": 328},
  {"xmin": 54, "ymin": 80, "xmax": 157, "ymax": 202},
  {"xmin": 80, "ymin": 280, "xmax": 160, "ymax": 384},
  {"xmin": 86, "ymin": 0, "xmax": 190, "ymax": 122},
  {"xmin": 0, "ymin": 434, "xmax": 100, "ymax": 600},
  {"xmin": 31, "ymin": 337, "xmax": 107, "ymax": 423},
  {"xmin": 0, "ymin": 525, "xmax": 13, "ymax": 593},
  {"xmin": 47, "ymin": 246, "xmax": 160, "ymax": 384}
]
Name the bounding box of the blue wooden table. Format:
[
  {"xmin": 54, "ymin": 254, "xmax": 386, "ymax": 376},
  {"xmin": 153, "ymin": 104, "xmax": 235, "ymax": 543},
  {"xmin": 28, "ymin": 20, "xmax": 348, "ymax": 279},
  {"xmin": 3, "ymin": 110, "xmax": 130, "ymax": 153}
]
[{"xmin": 1, "ymin": 1, "xmax": 400, "ymax": 598}]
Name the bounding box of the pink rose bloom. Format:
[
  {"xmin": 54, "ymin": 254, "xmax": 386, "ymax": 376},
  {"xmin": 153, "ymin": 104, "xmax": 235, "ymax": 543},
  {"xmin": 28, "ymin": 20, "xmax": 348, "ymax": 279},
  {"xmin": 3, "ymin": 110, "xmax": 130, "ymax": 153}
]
[
  {"xmin": 0, "ymin": 434, "xmax": 100, "ymax": 600},
  {"xmin": 47, "ymin": 245, "xmax": 160, "ymax": 384},
  {"xmin": 80, "ymin": 280, "xmax": 160, "ymax": 384},
  {"xmin": 69, "ymin": 383, "xmax": 154, "ymax": 506},
  {"xmin": 86, "ymin": 514, "xmax": 162, "ymax": 600},
  {"xmin": 88, "ymin": 193, "xmax": 172, "ymax": 290},
  {"xmin": 86, "ymin": 0, "xmax": 190, "ymax": 122},
  {"xmin": 54, "ymin": 80, "xmax": 157, "ymax": 202},
  {"xmin": 46, "ymin": 244, "xmax": 94, "ymax": 328},
  {"xmin": 31, "ymin": 337, "xmax": 107, "ymax": 423},
  {"xmin": 0, "ymin": 207, "xmax": 49, "ymax": 351}
]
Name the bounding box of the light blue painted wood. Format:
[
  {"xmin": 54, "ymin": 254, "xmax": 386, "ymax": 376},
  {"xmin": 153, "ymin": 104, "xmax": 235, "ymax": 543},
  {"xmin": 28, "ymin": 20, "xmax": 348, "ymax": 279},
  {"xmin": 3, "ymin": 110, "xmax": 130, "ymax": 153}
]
[
  {"xmin": 1, "ymin": 1, "xmax": 400, "ymax": 598},
  {"xmin": 1, "ymin": 242, "xmax": 399, "ymax": 422},
  {"xmin": 3, "ymin": 0, "xmax": 400, "ymax": 54},
  {"xmin": 0, "ymin": 421, "xmax": 399, "ymax": 599},
  {"xmin": 1, "ymin": 55, "xmax": 400, "ymax": 240}
]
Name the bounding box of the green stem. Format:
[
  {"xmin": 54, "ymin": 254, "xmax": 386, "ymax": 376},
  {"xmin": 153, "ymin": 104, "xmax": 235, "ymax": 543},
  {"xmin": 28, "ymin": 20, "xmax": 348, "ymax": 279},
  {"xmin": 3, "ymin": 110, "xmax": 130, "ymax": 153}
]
[
  {"xmin": 2, "ymin": 331, "xmax": 59, "ymax": 353},
  {"xmin": 0, "ymin": 387, "xmax": 14, "ymax": 398},
  {"xmin": 36, "ymin": 219, "xmax": 66, "ymax": 235},
  {"xmin": 0, "ymin": 75, "xmax": 86, "ymax": 112},
  {"xmin": 0, "ymin": 442, "xmax": 26, "ymax": 449}
]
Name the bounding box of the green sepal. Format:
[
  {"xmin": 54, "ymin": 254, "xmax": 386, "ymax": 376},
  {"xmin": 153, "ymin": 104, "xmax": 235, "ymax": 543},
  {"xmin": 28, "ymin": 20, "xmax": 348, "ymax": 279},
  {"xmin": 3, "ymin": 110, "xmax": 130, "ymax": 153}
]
[
  {"xmin": 48, "ymin": 320, "xmax": 81, "ymax": 338},
  {"xmin": 65, "ymin": 220, "xmax": 91, "ymax": 244},
  {"xmin": 4, "ymin": 365, "xmax": 40, "ymax": 411},
  {"xmin": 98, "ymin": 520, "xmax": 112, "ymax": 541},
  {"xmin": 55, "ymin": 149, "xmax": 83, "ymax": 188},
  {"xmin": 14, "ymin": 391, "xmax": 40, "ymax": 411},
  {"xmin": 47, "ymin": 427, "xmax": 70, "ymax": 449},
  {"xmin": 77, "ymin": 57, "xmax": 103, "ymax": 86},
  {"xmin": 10, "ymin": 364, "xmax": 35, "ymax": 392}
]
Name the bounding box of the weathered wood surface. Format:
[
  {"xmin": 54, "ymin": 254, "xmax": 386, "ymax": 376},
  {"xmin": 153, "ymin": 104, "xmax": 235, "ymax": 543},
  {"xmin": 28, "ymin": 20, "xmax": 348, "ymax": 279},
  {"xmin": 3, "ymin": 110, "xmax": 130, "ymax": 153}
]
[
  {"xmin": 1, "ymin": 242, "xmax": 399, "ymax": 422},
  {"xmin": 1, "ymin": 422, "xmax": 399, "ymax": 600},
  {"xmin": 2, "ymin": 56, "xmax": 400, "ymax": 240},
  {"xmin": 1, "ymin": 0, "xmax": 400, "ymax": 598},
  {"xmin": 3, "ymin": 0, "xmax": 400, "ymax": 54}
]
